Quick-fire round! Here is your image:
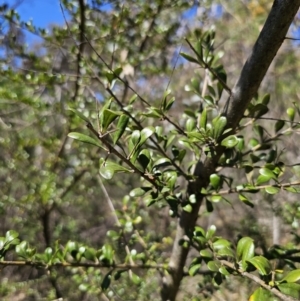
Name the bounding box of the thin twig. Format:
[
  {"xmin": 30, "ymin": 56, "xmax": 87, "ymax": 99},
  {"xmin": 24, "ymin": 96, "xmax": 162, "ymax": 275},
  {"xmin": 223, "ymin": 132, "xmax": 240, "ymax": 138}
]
[
  {"xmin": 221, "ymin": 260, "xmax": 298, "ymax": 301},
  {"xmin": 86, "ymin": 122, "xmax": 158, "ymax": 188},
  {"xmin": 185, "ymin": 38, "xmax": 232, "ymax": 96}
]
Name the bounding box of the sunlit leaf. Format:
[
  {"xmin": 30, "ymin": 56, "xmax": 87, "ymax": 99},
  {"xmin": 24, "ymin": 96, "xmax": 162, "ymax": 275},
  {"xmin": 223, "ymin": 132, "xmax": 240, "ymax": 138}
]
[
  {"xmin": 68, "ymin": 132, "xmax": 104, "ymax": 149},
  {"xmin": 246, "ymin": 256, "xmax": 272, "ymax": 275}
]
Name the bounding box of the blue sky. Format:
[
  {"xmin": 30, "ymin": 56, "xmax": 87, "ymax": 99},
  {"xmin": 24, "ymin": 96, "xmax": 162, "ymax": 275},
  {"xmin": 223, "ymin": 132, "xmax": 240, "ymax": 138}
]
[{"xmin": 17, "ymin": 0, "xmax": 65, "ymax": 28}]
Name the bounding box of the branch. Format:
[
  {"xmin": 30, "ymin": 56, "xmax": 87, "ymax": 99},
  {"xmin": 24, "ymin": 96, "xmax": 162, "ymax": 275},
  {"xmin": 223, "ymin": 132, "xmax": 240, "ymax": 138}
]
[
  {"xmin": 161, "ymin": 1, "xmax": 300, "ymax": 300},
  {"xmin": 206, "ymin": 181, "xmax": 300, "ymax": 197},
  {"xmin": 0, "ymin": 260, "xmax": 166, "ymax": 270},
  {"xmin": 221, "ymin": 260, "xmax": 299, "ymax": 301}
]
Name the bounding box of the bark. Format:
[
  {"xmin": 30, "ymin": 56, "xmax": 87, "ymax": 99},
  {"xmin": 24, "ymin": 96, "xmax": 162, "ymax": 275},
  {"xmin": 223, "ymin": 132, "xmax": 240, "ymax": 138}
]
[{"xmin": 161, "ymin": 1, "xmax": 300, "ymax": 300}]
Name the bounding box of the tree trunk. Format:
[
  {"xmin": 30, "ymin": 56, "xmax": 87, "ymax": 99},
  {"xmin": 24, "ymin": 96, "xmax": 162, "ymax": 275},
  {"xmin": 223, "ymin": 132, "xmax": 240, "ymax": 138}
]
[{"xmin": 161, "ymin": 1, "xmax": 300, "ymax": 300}]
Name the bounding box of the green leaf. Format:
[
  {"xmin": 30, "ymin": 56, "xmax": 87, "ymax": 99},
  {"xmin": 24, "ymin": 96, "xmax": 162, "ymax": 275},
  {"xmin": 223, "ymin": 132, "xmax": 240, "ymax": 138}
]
[
  {"xmin": 129, "ymin": 187, "xmax": 150, "ymax": 197},
  {"xmin": 265, "ymin": 186, "xmax": 280, "ymax": 194},
  {"xmin": 207, "ymin": 260, "xmax": 220, "ymax": 272},
  {"xmin": 249, "ymin": 288, "xmax": 272, "ymax": 301},
  {"xmin": 275, "ymin": 120, "xmax": 285, "ymax": 132},
  {"xmin": 211, "ymin": 195, "xmax": 222, "ymax": 203},
  {"xmin": 101, "ymin": 271, "xmax": 112, "ymax": 291},
  {"xmin": 165, "ymin": 97, "xmax": 175, "ymax": 111},
  {"xmin": 239, "ymin": 194, "xmax": 254, "ymax": 208},
  {"xmin": 221, "ymin": 135, "xmax": 238, "ymax": 148},
  {"xmin": 219, "ymin": 266, "xmax": 230, "ymax": 276},
  {"xmin": 206, "ymin": 225, "xmax": 216, "ymax": 239},
  {"xmin": 189, "ymin": 263, "xmax": 202, "ymax": 276},
  {"xmin": 186, "ymin": 118, "xmax": 196, "ymax": 132},
  {"xmin": 277, "ymin": 283, "xmax": 300, "ymax": 299},
  {"xmin": 287, "ymin": 107, "xmax": 295, "ymax": 121},
  {"xmin": 281, "ymin": 269, "xmax": 300, "ymax": 283},
  {"xmin": 217, "ymin": 247, "xmax": 235, "ymax": 258},
  {"xmin": 131, "ymin": 130, "xmax": 141, "ymax": 147},
  {"xmin": 199, "ymin": 108, "xmax": 207, "ymax": 130},
  {"xmin": 138, "ymin": 149, "xmax": 151, "ymax": 170},
  {"xmin": 213, "ymin": 238, "xmax": 231, "ymax": 250},
  {"xmin": 200, "ymin": 249, "xmax": 213, "ymax": 258},
  {"xmin": 5, "ymin": 230, "xmax": 19, "ymax": 242},
  {"xmin": 212, "ymin": 116, "xmax": 227, "ymax": 139},
  {"xmin": 236, "ymin": 237, "xmax": 254, "ymax": 270},
  {"xmin": 259, "ymin": 167, "xmax": 276, "ymax": 179},
  {"xmin": 153, "ymin": 158, "xmax": 171, "ymax": 168},
  {"xmin": 131, "ymin": 273, "xmax": 141, "ymax": 285},
  {"xmin": 68, "ymin": 132, "xmax": 104, "ymax": 149},
  {"xmin": 256, "ymin": 175, "xmax": 271, "ymax": 185},
  {"xmin": 112, "ymin": 115, "xmax": 129, "ymax": 145},
  {"xmin": 100, "ymin": 160, "xmax": 132, "ymax": 180},
  {"xmin": 100, "ymin": 109, "xmax": 121, "ymax": 132},
  {"xmin": 210, "ymin": 174, "xmax": 221, "ymax": 189},
  {"xmin": 183, "ymin": 204, "xmax": 193, "ymax": 213},
  {"xmin": 99, "ymin": 244, "xmax": 114, "ymax": 265},
  {"xmin": 138, "ymin": 127, "xmax": 154, "ymax": 147},
  {"xmin": 129, "ymin": 94, "xmax": 138, "ymax": 104},
  {"xmin": 261, "ymin": 93, "xmax": 270, "ymax": 105},
  {"xmin": 206, "ymin": 199, "xmax": 214, "ymax": 212},
  {"xmin": 246, "ymin": 256, "xmax": 272, "ymax": 275},
  {"xmin": 180, "ymin": 52, "xmax": 199, "ymax": 64},
  {"xmin": 68, "ymin": 108, "xmax": 90, "ymax": 123}
]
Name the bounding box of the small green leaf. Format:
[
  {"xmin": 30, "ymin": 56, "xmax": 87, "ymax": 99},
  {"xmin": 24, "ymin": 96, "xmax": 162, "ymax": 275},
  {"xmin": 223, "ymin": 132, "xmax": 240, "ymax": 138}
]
[
  {"xmin": 139, "ymin": 127, "xmax": 154, "ymax": 147},
  {"xmin": 100, "ymin": 160, "xmax": 132, "ymax": 180},
  {"xmin": 277, "ymin": 283, "xmax": 300, "ymax": 299},
  {"xmin": 211, "ymin": 195, "xmax": 222, "ymax": 203},
  {"xmin": 199, "ymin": 108, "xmax": 207, "ymax": 130},
  {"xmin": 131, "ymin": 273, "xmax": 141, "ymax": 284},
  {"xmin": 183, "ymin": 204, "xmax": 193, "ymax": 213},
  {"xmin": 180, "ymin": 52, "xmax": 199, "ymax": 64},
  {"xmin": 265, "ymin": 186, "xmax": 280, "ymax": 194},
  {"xmin": 210, "ymin": 174, "xmax": 221, "ymax": 189},
  {"xmin": 138, "ymin": 149, "xmax": 151, "ymax": 170},
  {"xmin": 5, "ymin": 230, "xmax": 19, "ymax": 242},
  {"xmin": 221, "ymin": 135, "xmax": 238, "ymax": 148},
  {"xmin": 237, "ymin": 237, "xmax": 254, "ymax": 270},
  {"xmin": 249, "ymin": 287, "xmax": 272, "ymax": 301},
  {"xmin": 129, "ymin": 94, "xmax": 138, "ymax": 104},
  {"xmin": 186, "ymin": 118, "xmax": 196, "ymax": 132},
  {"xmin": 100, "ymin": 109, "xmax": 121, "ymax": 132},
  {"xmin": 217, "ymin": 247, "xmax": 235, "ymax": 258},
  {"xmin": 206, "ymin": 225, "xmax": 216, "ymax": 239},
  {"xmin": 200, "ymin": 249, "xmax": 213, "ymax": 258},
  {"xmin": 261, "ymin": 93, "xmax": 270, "ymax": 105},
  {"xmin": 256, "ymin": 175, "xmax": 271, "ymax": 185},
  {"xmin": 239, "ymin": 194, "xmax": 254, "ymax": 208},
  {"xmin": 275, "ymin": 120, "xmax": 285, "ymax": 132},
  {"xmin": 112, "ymin": 115, "xmax": 129, "ymax": 145},
  {"xmin": 68, "ymin": 132, "xmax": 104, "ymax": 149},
  {"xmin": 129, "ymin": 187, "xmax": 150, "ymax": 197},
  {"xmin": 131, "ymin": 130, "xmax": 141, "ymax": 146},
  {"xmin": 282, "ymin": 269, "xmax": 300, "ymax": 283},
  {"xmin": 153, "ymin": 158, "xmax": 171, "ymax": 168},
  {"xmin": 212, "ymin": 116, "xmax": 227, "ymax": 139},
  {"xmin": 189, "ymin": 263, "xmax": 202, "ymax": 276},
  {"xmin": 213, "ymin": 239, "xmax": 231, "ymax": 250},
  {"xmin": 259, "ymin": 168, "xmax": 276, "ymax": 179},
  {"xmin": 206, "ymin": 199, "xmax": 214, "ymax": 212},
  {"xmin": 287, "ymin": 107, "xmax": 295, "ymax": 121},
  {"xmin": 68, "ymin": 108, "xmax": 90, "ymax": 123},
  {"xmin": 207, "ymin": 260, "xmax": 220, "ymax": 272},
  {"xmin": 247, "ymin": 256, "xmax": 272, "ymax": 275},
  {"xmin": 101, "ymin": 271, "xmax": 112, "ymax": 291},
  {"xmin": 165, "ymin": 97, "xmax": 175, "ymax": 111},
  {"xmin": 219, "ymin": 266, "xmax": 230, "ymax": 276}
]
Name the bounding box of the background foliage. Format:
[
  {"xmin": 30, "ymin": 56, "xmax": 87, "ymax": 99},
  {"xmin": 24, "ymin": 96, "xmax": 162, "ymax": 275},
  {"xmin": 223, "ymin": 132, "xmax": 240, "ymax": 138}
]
[{"xmin": 1, "ymin": 1, "xmax": 300, "ymax": 300}]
